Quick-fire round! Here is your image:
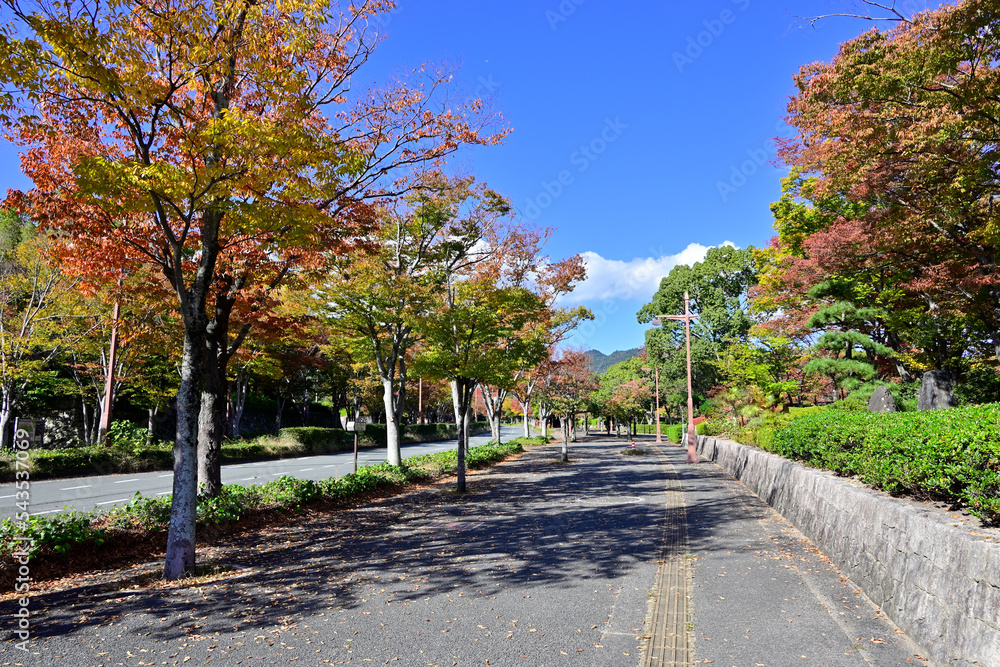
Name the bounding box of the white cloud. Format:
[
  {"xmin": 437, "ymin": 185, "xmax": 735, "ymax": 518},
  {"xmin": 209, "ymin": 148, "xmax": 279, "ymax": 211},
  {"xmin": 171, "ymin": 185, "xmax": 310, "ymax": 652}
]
[{"xmin": 562, "ymin": 242, "xmax": 734, "ymax": 305}]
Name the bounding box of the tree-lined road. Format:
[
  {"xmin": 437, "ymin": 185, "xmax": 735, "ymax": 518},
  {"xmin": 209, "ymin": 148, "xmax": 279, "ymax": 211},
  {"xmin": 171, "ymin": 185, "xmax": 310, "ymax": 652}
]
[{"xmin": 3, "ymin": 427, "xmax": 522, "ymax": 521}]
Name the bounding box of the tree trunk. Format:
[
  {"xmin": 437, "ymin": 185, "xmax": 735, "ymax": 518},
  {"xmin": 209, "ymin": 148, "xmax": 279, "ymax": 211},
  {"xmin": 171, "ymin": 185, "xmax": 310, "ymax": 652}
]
[
  {"xmin": 382, "ymin": 377, "xmax": 403, "ymax": 466},
  {"xmin": 146, "ymin": 405, "xmax": 158, "ymax": 446},
  {"xmin": 522, "ymin": 409, "xmax": 531, "ymax": 438},
  {"xmin": 561, "ymin": 417, "xmax": 569, "ymax": 462},
  {"xmin": 299, "ymin": 380, "xmax": 311, "ymax": 426},
  {"xmin": 479, "ymin": 384, "xmax": 506, "ymax": 444},
  {"xmin": 331, "ymin": 389, "xmax": 345, "ymax": 430},
  {"xmin": 451, "ymin": 380, "xmax": 461, "ymax": 424},
  {"xmin": 0, "ymin": 396, "xmax": 11, "ymax": 451},
  {"xmin": 454, "ymin": 379, "xmax": 475, "ymax": 493},
  {"xmin": 569, "ymin": 414, "xmax": 577, "ymax": 442},
  {"xmin": 197, "ymin": 356, "xmax": 226, "ymax": 498},
  {"xmin": 79, "ymin": 398, "xmax": 90, "ymax": 446},
  {"xmin": 275, "ymin": 392, "xmax": 286, "ymax": 433},
  {"xmin": 229, "ymin": 371, "xmax": 249, "ymax": 439},
  {"xmin": 164, "ymin": 328, "xmax": 204, "ymax": 580}
]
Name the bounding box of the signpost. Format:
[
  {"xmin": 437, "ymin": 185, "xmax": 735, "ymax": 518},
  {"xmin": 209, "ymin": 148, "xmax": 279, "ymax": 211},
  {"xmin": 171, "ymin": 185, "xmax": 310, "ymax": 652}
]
[
  {"xmin": 13, "ymin": 418, "xmax": 44, "ymax": 447},
  {"xmin": 344, "ymin": 416, "xmax": 371, "ymax": 473}
]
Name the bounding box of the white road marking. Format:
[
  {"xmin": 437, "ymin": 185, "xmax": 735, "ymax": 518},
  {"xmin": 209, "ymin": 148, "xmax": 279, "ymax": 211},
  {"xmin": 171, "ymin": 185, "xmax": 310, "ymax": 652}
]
[
  {"xmin": 0, "ymin": 494, "xmax": 15, "ymax": 499},
  {"xmin": 298, "ymin": 468, "xmax": 314, "ymax": 472},
  {"xmin": 61, "ymin": 484, "xmax": 92, "ymax": 491},
  {"xmin": 113, "ymin": 478, "xmax": 140, "ymax": 484},
  {"xmin": 158, "ymin": 474, "xmax": 172, "ymax": 478},
  {"xmin": 96, "ymin": 498, "xmax": 131, "ymax": 506},
  {"xmin": 30, "ymin": 509, "xmax": 63, "ymax": 516}
]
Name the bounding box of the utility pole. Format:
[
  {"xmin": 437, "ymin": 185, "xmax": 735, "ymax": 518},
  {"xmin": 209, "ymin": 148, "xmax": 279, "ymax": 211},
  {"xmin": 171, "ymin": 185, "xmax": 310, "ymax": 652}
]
[{"xmin": 658, "ymin": 291, "xmax": 699, "ymax": 464}]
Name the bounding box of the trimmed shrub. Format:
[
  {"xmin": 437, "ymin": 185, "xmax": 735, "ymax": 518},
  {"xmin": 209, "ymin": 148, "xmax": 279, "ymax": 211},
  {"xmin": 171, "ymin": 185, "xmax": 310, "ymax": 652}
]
[
  {"xmin": 362, "ymin": 421, "xmax": 490, "ymax": 446},
  {"xmin": 787, "ymin": 406, "xmax": 826, "ymax": 418},
  {"xmin": 767, "ymin": 404, "xmax": 1000, "ymax": 523},
  {"xmin": 663, "ymin": 423, "xmax": 708, "ymax": 443},
  {"xmin": 276, "ymin": 427, "xmax": 353, "ymax": 453}
]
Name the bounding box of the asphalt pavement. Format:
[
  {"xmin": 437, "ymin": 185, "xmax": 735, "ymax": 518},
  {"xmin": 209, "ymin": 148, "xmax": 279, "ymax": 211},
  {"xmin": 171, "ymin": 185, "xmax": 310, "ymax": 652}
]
[
  {"xmin": 2, "ymin": 426, "xmax": 522, "ymax": 521},
  {"xmin": 1, "ymin": 432, "xmax": 929, "ymax": 666}
]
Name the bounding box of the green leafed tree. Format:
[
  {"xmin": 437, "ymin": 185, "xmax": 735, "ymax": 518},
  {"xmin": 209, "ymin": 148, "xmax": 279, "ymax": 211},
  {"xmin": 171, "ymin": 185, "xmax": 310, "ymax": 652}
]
[
  {"xmin": 803, "ymin": 280, "xmax": 894, "ymax": 395},
  {"xmin": 416, "ymin": 278, "xmax": 547, "ymax": 492},
  {"xmin": 0, "ymin": 213, "xmax": 82, "ymax": 447}
]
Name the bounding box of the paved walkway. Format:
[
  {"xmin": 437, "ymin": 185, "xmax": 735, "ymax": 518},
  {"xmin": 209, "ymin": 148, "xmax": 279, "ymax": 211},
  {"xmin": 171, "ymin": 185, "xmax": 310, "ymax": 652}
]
[{"xmin": 2, "ymin": 434, "xmax": 926, "ymax": 666}]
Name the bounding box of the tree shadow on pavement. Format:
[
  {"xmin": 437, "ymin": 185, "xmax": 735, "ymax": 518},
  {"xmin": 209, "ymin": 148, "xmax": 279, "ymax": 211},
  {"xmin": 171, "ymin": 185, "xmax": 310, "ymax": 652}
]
[{"xmin": 20, "ymin": 435, "xmax": 698, "ymax": 647}]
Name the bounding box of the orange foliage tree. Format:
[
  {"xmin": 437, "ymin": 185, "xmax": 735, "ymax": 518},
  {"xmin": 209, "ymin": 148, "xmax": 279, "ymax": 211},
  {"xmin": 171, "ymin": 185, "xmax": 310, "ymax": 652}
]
[{"xmin": 0, "ymin": 0, "xmax": 505, "ymax": 578}]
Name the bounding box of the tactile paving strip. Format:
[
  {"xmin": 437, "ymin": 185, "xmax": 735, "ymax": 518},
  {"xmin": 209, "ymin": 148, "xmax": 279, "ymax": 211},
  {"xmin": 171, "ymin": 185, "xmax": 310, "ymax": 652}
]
[{"xmin": 642, "ymin": 445, "xmax": 693, "ymax": 667}]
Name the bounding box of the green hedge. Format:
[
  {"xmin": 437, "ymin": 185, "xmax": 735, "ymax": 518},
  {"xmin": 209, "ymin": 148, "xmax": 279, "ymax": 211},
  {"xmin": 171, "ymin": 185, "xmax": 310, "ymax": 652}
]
[
  {"xmin": 787, "ymin": 406, "xmax": 826, "ymax": 418},
  {"xmin": 276, "ymin": 427, "xmax": 354, "ymax": 452},
  {"xmin": 663, "ymin": 423, "xmax": 708, "ymax": 443},
  {"xmin": 766, "ymin": 405, "xmax": 1000, "ymax": 523},
  {"xmin": 0, "ymin": 444, "xmax": 174, "ymax": 479}
]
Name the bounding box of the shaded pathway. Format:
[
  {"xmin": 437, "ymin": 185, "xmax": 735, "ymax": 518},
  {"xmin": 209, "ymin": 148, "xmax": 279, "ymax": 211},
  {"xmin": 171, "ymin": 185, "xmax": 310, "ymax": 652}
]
[{"xmin": 3, "ymin": 435, "xmax": 670, "ymax": 666}]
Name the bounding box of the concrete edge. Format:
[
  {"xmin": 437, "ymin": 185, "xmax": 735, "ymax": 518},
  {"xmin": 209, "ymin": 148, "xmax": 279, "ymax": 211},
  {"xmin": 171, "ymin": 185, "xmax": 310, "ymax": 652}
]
[{"xmin": 696, "ymin": 435, "xmax": 1000, "ymax": 667}]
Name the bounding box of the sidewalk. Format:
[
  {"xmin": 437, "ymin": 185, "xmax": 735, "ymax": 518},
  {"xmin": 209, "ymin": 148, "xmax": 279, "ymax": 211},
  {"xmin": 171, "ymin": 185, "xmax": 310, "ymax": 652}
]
[
  {"xmin": 1, "ymin": 433, "xmax": 926, "ymax": 666},
  {"xmin": 648, "ymin": 435, "xmax": 926, "ymax": 667},
  {"xmin": 4, "ymin": 434, "xmax": 666, "ymax": 666}
]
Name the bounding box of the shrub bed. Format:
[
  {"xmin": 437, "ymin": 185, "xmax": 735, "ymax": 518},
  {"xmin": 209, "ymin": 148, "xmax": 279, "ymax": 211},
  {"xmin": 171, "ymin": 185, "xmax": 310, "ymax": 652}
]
[
  {"xmin": 0, "ymin": 438, "xmax": 527, "ymax": 582},
  {"xmin": 764, "ymin": 404, "xmax": 1000, "ymax": 523}
]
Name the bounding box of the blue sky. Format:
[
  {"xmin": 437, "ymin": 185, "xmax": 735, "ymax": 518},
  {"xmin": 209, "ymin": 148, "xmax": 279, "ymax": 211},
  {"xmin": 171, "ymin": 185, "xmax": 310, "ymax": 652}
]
[
  {"xmin": 0, "ymin": 0, "xmax": 943, "ymax": 354},
  {"xmin": 358, "ymin": 0, "xmax": 942, "ymax": 353}
]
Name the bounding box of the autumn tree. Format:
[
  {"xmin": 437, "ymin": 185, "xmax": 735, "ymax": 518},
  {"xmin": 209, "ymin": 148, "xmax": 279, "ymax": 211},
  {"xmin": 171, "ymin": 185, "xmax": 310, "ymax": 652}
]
[
  {"xmin": 780, "ymin": 0, "xmax": 1000, "ymax": 371},
  {"xmin": 0, "ymin": 0, "xmax": 504, "ymax": 578},
  {"xmin": 511, "ymin": 353, "xmax": 553, "ymax": 438},
  {"xmin": 477, "ymin": 251, "xmax": 588, "ymax": 443},
  {"xmin": 321, "ymin": 174, "xmax": 514, "ymax": 464},
  {"xmin": 62, "ymin": 272, "xmax": 177, "ymax": 445},
  {"xmin": 0, "ymin": 213, "xmax": 82, "ymax": 447},
  {"xmin": 593, "ymin": 355, "xmax": 652, "ymax": 437},
  {"xmin": 416, "ymin": 278, "xmax": 547, "ymax": 492},
  {"xmin": 541, "ymin": 349, "xmax": 595, "ymax": 462}
]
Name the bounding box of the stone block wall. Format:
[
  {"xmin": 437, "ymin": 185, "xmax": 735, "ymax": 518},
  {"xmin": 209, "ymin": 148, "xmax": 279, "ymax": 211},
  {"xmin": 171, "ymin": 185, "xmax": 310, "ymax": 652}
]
[{"xmin": 696, "ymin": 435, "xmax": 1000, "ymax": 667}]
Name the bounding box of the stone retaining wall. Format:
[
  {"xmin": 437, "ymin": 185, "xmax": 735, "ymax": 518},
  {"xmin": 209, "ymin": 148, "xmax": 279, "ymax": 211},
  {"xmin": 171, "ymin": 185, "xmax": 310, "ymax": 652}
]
[{"xmin": 696, "ymin": 435, "xmax": 1000, "ymax": 667}]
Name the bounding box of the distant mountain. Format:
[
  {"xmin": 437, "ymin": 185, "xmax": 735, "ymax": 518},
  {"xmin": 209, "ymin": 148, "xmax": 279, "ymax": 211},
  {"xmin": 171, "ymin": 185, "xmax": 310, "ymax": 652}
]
[{"xmin": 585, "ymin": 347, "xmax": 643, "ymax": 374}]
